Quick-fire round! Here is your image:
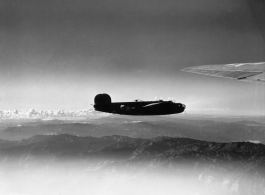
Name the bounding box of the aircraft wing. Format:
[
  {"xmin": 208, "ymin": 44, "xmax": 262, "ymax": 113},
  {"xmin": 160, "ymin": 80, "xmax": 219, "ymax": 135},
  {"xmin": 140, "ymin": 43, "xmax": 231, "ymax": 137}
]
[
  {"xmin": 142, "ymin": 102, "xmax": 163, "ymax": 107},
  {"xmin": 182, "ymin": 62, "xmax": 265, "ymax": 84}
]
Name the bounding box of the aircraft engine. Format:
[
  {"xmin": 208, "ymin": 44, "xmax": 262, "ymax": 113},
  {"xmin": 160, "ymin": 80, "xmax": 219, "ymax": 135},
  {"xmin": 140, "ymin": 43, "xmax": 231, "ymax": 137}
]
[{"xmin": 94, "ymin": 93, "xmax": 112, "ymax": 110}]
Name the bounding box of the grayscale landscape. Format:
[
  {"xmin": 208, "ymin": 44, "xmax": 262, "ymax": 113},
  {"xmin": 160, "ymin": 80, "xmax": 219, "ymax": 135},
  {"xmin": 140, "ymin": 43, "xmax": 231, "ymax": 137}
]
[
  {"xmin": 1, "ymin": 0, "xmax": 265, "ymax": 194},
  {"xmin": 0, "ymin": 114, "xmax": 264, "ymax": 195}
]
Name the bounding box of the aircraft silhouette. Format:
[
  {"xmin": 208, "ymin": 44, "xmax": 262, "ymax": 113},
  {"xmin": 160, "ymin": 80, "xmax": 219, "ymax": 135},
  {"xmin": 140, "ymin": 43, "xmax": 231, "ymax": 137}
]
[{"xmin": 94, "ymin": 94, "xmax": 185, "ymax": 115}]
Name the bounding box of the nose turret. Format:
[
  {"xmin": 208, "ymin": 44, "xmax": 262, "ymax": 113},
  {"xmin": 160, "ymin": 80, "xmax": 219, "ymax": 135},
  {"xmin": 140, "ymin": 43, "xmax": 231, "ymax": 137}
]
[{"xmin": 174, "ymin": 103, "xmax": 186, "ymax": 113}]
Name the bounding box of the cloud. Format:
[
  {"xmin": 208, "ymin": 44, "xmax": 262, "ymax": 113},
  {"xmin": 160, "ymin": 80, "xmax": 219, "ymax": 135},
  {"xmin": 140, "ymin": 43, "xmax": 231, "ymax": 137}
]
[{"xmin": 247, "ymin": 140, "xmax": 261, "ymax": 144}]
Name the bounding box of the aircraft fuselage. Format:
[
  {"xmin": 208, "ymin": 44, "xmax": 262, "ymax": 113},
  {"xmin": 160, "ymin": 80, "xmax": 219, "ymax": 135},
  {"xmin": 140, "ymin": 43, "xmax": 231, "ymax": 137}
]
[{"xmin": 94, "ymin": 94, "xmax": 185, "ymax": 116}]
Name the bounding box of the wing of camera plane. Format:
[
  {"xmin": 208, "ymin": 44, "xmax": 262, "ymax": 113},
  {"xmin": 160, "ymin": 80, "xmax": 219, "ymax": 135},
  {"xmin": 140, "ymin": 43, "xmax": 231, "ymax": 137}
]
[{"xmin": 182, "ymin": 62, "xmax": 265, "ymax": 84}]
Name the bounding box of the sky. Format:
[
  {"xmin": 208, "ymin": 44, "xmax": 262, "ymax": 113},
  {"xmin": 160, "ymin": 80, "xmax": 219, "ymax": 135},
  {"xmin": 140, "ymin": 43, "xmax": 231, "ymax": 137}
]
[{"xmin": 0, "ymin": 0, "xmax": 265, "ymax": 115}]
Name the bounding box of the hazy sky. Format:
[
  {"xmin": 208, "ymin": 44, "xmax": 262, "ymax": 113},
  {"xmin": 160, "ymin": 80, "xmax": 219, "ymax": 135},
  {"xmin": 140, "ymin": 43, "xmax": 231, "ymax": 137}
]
[{"xmin": 0, "ymin": 0, "xmax": 264, "ymax": 115}]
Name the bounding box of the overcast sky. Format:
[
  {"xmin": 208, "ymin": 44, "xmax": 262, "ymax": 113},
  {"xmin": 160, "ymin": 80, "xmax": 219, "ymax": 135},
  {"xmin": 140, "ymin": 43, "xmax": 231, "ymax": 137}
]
[{"xmin": 0, "ymin": 0, "xmax": 264, "ymax": 115}]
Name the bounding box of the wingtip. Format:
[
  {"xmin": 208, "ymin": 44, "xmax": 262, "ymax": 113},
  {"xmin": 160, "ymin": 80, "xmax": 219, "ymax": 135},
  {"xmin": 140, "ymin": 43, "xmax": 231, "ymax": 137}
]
[
  {"xmin": 181, "ymin": 67, "xmax": 193, "ymax": 72},
  {"xmin": 181, "ymin": 66, "xmax": 202, "ymax": 73}
]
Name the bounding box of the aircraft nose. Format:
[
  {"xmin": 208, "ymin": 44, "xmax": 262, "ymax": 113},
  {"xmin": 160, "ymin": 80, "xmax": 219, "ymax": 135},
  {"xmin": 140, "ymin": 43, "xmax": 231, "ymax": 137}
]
[
  {"xmin": 177, "ymin": 103, "xmax": 185, "ymax": 107},
  {"xmin": 175, "ymin": 103, "xmax": 185, "ymax": 112}
]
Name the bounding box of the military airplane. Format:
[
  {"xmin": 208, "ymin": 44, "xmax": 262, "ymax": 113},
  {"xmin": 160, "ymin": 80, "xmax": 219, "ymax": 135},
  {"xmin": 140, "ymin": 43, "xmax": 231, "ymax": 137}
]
[
  {"xmin": 94, "ymin": 93, "xmax": 185, "ymax": 115},
  {"xmin": 182, "ymin": 62, "xmax": 265, "ymax": 84}
]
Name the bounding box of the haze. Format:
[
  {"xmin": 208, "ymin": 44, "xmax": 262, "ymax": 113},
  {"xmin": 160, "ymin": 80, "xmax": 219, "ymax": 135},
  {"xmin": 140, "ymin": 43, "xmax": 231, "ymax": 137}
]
[{"xmin": 0, "ymin": 0, "xmax": 264, "ymax": 115}]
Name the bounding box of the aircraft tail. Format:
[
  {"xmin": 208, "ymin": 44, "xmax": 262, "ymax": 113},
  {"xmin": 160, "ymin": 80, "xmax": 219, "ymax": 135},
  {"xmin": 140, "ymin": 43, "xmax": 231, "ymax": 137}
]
[{"xmin": 94, "ymin": 94, "xmax": 112, "ymax": 110}]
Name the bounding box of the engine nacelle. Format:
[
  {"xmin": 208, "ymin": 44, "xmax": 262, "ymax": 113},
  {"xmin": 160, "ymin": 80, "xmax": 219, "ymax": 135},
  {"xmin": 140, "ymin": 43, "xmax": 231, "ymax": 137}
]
[{"xmin": 94, "ymin": 93, "xmax": 112, "ymax": 111}]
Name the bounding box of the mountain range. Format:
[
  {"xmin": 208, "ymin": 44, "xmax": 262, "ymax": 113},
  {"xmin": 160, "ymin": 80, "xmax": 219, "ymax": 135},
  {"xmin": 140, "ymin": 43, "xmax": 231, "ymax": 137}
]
[
  {"xmin": 0, "ymin": 116, "xmax": 264, "ymax": 144},
  {"xmin": 0, "ymin": 116, "xmax": 264, "ymax": 194},
  {"xmin": 0, "ymin": 133, "xmax": 264, "ymax": 194}
]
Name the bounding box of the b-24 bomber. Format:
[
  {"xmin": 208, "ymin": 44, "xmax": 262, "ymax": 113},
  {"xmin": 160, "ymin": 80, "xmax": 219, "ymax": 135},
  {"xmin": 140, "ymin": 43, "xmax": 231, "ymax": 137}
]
[{"xmin": 94, "ymin": 93, "xmax": 185, "ymax": 116}]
